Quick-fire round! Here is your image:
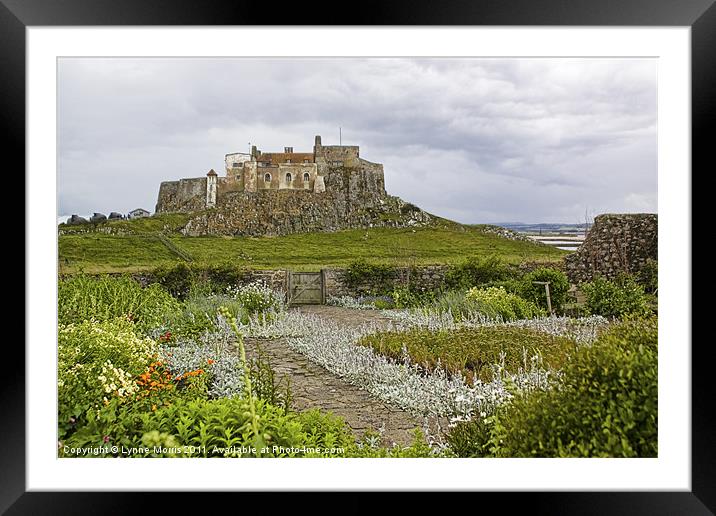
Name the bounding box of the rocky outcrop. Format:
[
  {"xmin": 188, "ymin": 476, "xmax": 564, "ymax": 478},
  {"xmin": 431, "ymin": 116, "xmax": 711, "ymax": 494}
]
[
  {"xmin": 180, "ymin": 191, "xmax": 434, "ymax": 237},
  {"xmin": 564, "ymin": 213, "xmax": 657, "ymax": 283}
]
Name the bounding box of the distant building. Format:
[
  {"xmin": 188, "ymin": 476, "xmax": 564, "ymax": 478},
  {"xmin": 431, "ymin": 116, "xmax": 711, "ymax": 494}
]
[{"xmin": 128, "ymin": 208, "xmax": 151, "ymax": 219}]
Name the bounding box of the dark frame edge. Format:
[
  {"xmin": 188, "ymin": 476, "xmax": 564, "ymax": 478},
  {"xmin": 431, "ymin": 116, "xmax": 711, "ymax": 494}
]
[
  {"xmin": 1, "ymin": 0, "xmax": 27, "ymax": 514},
  {"xmin": 6, "ymin": 0, "xmax": 712, "ymax": 513},
  {"xmin": 691, "ymin": 0, "xmax": 716, "ymax": 513}
]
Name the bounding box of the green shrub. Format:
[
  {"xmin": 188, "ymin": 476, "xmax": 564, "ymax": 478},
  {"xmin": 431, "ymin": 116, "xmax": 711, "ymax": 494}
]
[
  {"xmin": 58, "ymin": 274, "xmax": 181, "ymax": 331},
  {"xmin": 582, "ymin": 274, "xmax": 652, "ymax": 318},
  {"xmin": 447, "ymin": 317, "xmax": 658, "ymax": 457},
  {"xmin": 637, "ymin": 259, "xmax": 658, "ymax": 295},
  {"xmin": 58, "ymin": 318, "xmax": 159, "ymax": 439},
  {"xmin": 359, "ymin": 326, "xmax": 577, "ymax": 383},
  {"xmin": 152, "ymin": 262, "xmax": 252, "ymax": 299},
  {"xmin": 63, "ymin": 396, "xmax": 304, "ymax": 457},
  {"xmin": 294, "ymin": 409, "xmax": 357, "ymax": 456},
  {"xmin": 153, "ymin": 262, "xmax": 195, "ymax": 299},
  {"xmin": 390, "ymin": 285, "xmax": 437, "ymax": 309},
  {"xmin": 520, "ymin": 267, "xmax": 570, "ymax": 312},
  {"xmin": 203, "ymin": 262, "xmax": 250, "ymax": 292},
  {"xmin": 345, "ymin": 259, "xmax": 397, "ymax": 293},
  {"xmin": 465, "ymin": 286, "xmax": 544, "ymax": 321},
  {"xmin": 445, "ymin": 255, "xmax": 516, "ymax": 290},
  {"xmin": 481, "ymin": 278, "xmax": 525, "ymax": 295}
]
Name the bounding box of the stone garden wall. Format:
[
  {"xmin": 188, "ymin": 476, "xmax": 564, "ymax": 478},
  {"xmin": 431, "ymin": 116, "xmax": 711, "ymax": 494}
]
[
  {"xmin": 98, "ymin": 260, "xmax": 564, "ymax": 301},
  {"xmin": 564, "ymin": 213, "xmax": 657, "ymax": 283}
]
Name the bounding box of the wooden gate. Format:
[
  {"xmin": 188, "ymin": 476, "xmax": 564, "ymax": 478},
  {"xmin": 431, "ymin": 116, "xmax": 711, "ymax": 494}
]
[{"xmin": 287, "ymin": 271, "xmax": 324, "ymax": 305}]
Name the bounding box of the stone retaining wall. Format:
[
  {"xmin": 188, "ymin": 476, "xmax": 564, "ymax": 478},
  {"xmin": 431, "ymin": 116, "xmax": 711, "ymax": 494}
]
[
  {"xmin": 86, "ymin": 259, "xmax": 565, "ymax": 301},
  {"xmin": 564, "ymin": 213, "xmax": 657, "ymax": 283}
]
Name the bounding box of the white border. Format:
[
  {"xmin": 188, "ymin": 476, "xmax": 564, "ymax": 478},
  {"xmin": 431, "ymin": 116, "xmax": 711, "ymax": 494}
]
[{"xmin": 27, "ymin": 27, "xmax": 690, "ymax": 491}]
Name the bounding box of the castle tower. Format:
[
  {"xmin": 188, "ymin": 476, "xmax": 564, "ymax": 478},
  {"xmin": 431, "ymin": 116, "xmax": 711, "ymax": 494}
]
[{"xmin": 206, "ymin": 169, "xmax": 218, "ymax": 208}]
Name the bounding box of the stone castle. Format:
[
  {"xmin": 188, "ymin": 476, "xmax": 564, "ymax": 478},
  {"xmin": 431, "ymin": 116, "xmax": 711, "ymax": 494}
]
[
  {"xmin": 155, "ymin": 135, "xmax": 431, "ymax": 236},
  {"xmin": 156, "ymin": 135, "xmax": 386, "ymax": 213}
]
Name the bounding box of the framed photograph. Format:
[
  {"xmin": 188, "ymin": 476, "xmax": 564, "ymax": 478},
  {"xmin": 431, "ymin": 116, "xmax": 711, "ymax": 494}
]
[{"xmin": 8, "ymin": 0, "xmax": 710, "ymax": 511}]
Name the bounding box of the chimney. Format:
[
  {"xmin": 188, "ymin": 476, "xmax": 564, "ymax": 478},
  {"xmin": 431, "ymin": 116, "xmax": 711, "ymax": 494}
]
[{"xmin": 284, "ymin": 147, "xmax": 293, "ymax": 153}]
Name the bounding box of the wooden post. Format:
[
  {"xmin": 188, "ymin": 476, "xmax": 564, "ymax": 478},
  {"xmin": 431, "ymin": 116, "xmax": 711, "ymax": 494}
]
[{"xmin": 532, "ymin": 280, "xmax": 553, "ymax": 315}]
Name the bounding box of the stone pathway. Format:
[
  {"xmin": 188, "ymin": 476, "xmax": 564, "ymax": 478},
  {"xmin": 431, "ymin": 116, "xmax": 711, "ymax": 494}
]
[{"xmin": 243, "ymin": 305, "xmax": 441, "ymax": 447}]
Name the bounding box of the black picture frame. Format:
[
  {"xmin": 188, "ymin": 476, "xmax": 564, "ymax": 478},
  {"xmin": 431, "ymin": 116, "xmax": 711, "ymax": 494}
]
[{"xmin": 5, "ymin": 0, "xmax": 708, "ymax": 512}]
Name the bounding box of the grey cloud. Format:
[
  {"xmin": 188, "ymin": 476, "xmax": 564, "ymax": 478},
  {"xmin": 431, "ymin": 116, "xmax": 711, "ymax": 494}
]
[{"xmin": 58, "ymin": 57, "xmax": 656, "ymax": 223}]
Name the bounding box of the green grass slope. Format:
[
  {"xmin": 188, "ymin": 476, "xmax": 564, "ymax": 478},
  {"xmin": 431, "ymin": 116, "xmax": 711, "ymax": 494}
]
[{"xmin": 58, "ymin": 216, "xmax": 567, "ymax": 274}]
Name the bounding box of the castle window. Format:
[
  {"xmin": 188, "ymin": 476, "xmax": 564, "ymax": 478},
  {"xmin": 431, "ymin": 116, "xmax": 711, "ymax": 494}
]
[
  {"xmin": 264, "ymin": 173, "xmax": 271, "ymax": 183},
  {"xmin": 303, "ymin": 173, "xmax": 310, "ymax": 182},
  {"xmin": 285, "ymin": 173, "xmax": 292, "ymax": 183},
  {"xmin": 304, "ymin": 159, "xmax": 310, "ymax": 163},
  {"xmin": 232, "ymin": 162, "xmax": 242, "ymax": 168}
]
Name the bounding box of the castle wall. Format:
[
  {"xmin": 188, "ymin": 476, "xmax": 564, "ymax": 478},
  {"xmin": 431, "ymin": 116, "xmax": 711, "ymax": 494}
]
[
  {"xmin": 156, "ymin": 178, "xmax": 207, "ymax": 213},
  {"xmin": 317, "ymin": 145, "xmax": 360, "ymax": 167},
  {"xmin": 218, "ymin": 175, "xmax": 244, "ymax": 195},
  {"xmin": 277, "ymin": 163, "xmax": 318, "ymax": 190}
]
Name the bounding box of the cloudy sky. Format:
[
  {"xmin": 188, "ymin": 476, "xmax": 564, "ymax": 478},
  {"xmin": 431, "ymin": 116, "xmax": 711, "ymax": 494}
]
[{"xmin": 58, "ymin": 57, "xmax": 656, "ymax": 224}]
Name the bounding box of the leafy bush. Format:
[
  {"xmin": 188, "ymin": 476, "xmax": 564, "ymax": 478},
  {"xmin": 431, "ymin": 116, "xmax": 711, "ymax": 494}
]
[
  {"xmin": 446, "ymin": 317, "xmax": 658, "ymax": 457},
  {"xmin": 58, "ymin": 318, "xmax": 159, "ymax": 439},
  {"xmin": 152, "ymin": 262, "xmax": 195, "ymax": 299},
  {"xmin": 520, "ymin": 267, "xmax": 570, "ymax": 312},
  {"xmin": 359, "ymin": 326, "xmax": 578, "ymax": 383},
  {"xmin": 58, "ymin": 274, "xmax": 181, "ymax": 331},
  {"xmin": 637, "ymin": 259, "xmax": 658, "ymax": 295},
  {"xmin": 294, "ymin": 409, "xmax": 357, "ymax": 456},
  {"xmin": 444, "ymin": 255, "xmax": 516, "ymax": 290},
  {"xmin": 203, "ymin": 262, "xmax": 250, "ymax": 293},
  {"xmin": 390, "ymin": 285, "xmax": 437, "ymax": 309},
  {"xmin": 226, "ymin": 280, "xmax": 284, "ymax": 320},
  {"xmin": 465, "ymin": 286, "xmax": 544, "ymax": 321},
  {"xmin": 582, "ymin": 274, "xmax": 652, "ymax": 318},
  {"xmin": 63, "ymin": 396, "xmax": 437, "ymax": 458},
  {"xmin": 344, "ymin": 259, "xmax": 397, "ymax": 293},
  {"xmin": 152, "ymin": 262, "xmax": 252, "ymax": 299},
  {"xmin": 63, "ymin": 396, "xmax": 303, "ymax": 457}
]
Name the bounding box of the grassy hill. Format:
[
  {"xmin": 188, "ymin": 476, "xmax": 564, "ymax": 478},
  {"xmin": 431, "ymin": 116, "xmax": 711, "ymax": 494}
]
[{"xmin": 58, "ymin": 214, "xmax": 568, "ymax": 274}]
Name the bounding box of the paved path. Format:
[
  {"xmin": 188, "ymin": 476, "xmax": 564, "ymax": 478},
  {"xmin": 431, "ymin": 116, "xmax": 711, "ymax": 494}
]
[{"xmin": 244, "ymin": 305, "xmax": 439, "ymax": 447}]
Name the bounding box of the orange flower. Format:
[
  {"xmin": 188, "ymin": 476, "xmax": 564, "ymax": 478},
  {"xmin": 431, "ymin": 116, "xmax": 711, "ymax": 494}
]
[{"xmin": 207, "ymin": 359, "xmax": 215, "ymax": 365}]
